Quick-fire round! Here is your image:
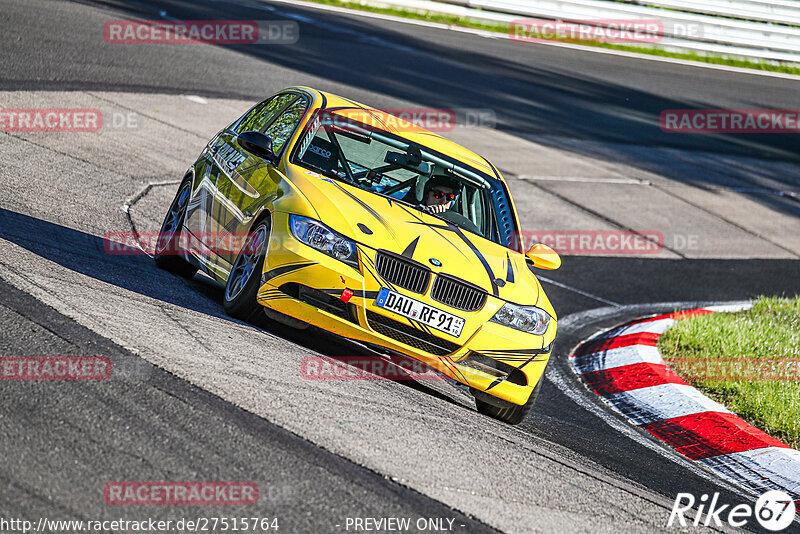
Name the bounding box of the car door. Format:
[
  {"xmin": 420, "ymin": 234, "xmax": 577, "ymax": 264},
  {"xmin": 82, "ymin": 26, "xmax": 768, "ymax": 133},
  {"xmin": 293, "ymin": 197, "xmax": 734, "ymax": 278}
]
[
  {"xmin": 182, "ymin": 131, "xmax": 223, "ymax": 257},
  {"xmin": 208, "ymin": 93, "xmax": 310, "ymax": 279}
]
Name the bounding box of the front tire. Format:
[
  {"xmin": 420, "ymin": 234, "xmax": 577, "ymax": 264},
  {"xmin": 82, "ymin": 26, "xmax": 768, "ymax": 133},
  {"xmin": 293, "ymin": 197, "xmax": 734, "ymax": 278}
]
[
  {"xmin": 472, "ymin": 376, "xmax": 543, "ymax": 425},
  {"xmin": 223, "ymin": 219, "xmax": 270, "ymax": 322},
  {"xmin": 154, "ymin": 179, "xmax": 198, "ymax": 278}
]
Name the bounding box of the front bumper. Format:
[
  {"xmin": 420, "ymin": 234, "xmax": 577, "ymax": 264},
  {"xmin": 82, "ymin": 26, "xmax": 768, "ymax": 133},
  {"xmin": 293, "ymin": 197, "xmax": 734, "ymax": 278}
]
[{"xmin": 257, "ymin": 212, "xmax": 555, "ymax": 406}]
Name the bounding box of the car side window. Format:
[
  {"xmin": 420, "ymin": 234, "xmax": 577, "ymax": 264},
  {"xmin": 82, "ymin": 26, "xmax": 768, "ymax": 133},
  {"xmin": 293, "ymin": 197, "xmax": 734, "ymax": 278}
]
[
  {"xmin": 235, "ymin": 93, "xmax": 296, "ymax": 134},
  {"xmin": 263, "ymin": 98, "xmax": 308, "ymax": 154}
]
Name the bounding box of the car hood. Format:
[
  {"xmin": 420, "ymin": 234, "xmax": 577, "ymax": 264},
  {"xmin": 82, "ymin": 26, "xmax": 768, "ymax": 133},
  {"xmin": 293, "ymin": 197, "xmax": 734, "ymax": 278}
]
[{"xmin": 287, "ymin": 169, "xmax": 550, "ymax": 311}]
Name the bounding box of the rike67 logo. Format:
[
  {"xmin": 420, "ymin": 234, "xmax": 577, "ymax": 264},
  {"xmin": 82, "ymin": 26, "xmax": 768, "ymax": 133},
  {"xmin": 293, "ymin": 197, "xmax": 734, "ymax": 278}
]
[{"xmin": 668, "ymin": 491, "xmax": 797, "ymax": 531}]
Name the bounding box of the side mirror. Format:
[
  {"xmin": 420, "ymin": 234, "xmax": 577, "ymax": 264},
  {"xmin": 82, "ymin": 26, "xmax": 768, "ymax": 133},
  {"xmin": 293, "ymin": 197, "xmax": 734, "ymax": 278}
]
[
  {"xmin": 525, "ymin": 243, "xmax": 561, "ymax": 270},
  {"xmin": 237, "ymin": 131, "xmax": 277, "ymax": 164}
]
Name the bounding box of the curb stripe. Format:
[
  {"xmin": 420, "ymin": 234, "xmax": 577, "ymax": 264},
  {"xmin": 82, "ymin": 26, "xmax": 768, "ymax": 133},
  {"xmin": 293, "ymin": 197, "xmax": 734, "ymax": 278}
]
[
  {"xmin": 572, "ymin": 344, "xmax": 664, "ymax": 374},
  {"xmin": 571, "ymin": 304, "xmax": 800, "ymax": 502},
  {"xmin": 698, "ymin": 447, "xmax": 800, "ymax": 496},
  {"xmin": 627, "ymin": 309, "xmax": 713, "ymax": 326},
  {"xmin": 605, "ymin": 383, "xmax": 731, "ymax": 425},
  {"xmin": 592, "ymin": 318, "xmax": 676, "ymax": 339},
  {"xmin": 641, "ymin": 411, "xmax": 789, "ymax": 460},
  {"xmin": 571, "ymin": 331, "xmax": 660, "ymax": 357},
  {"xmin": 581, "ymin": 362, "xmax": 686, "ymax": 396}
]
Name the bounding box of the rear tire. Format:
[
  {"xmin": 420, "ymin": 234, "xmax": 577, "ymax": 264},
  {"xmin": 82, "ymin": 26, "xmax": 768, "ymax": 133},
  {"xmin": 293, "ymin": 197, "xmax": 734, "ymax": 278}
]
[
  {"xmin": 472, "ymin": 376, "xmax": 543, "ymax": 425},
  {"xmin": 154, "ymin": 179, "xmax": 198, "ymax": 278},
  {"xmin": 223, "ymin": 219, "xmax": 270, "ymax": 323}
]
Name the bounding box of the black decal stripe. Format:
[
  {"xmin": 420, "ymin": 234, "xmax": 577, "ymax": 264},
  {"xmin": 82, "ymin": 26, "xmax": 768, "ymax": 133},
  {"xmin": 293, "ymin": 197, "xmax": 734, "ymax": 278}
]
[
  {"xmin": 485, "ymin": 376, "xmax": 505, "ymax": 391},
  {"xmin": 492, "ymin": 357, "xmax": 547, "ymax": 364},
  {"xmin": 399, "ymin": 204, "xmax": 498, "ymax": 293},
  {"xmin": 449, "ymin": 225, "xmax": 499, "ymax": 297},
  {"xmin": 257, "ymin": 290, "xmax": 284, "ymax": 297},
  {"xmin": 391, "ymin": 310, "xmax": 435, "ymax": 337},
  {"xmin": 479, "ymin": 346, "xmax": 551, "ymax": 357},
  {"xmin": 488, "ymin": 355, "xmax": 540, "ymax": 361},
  {"xmin": 481, "ymin": 347, "xmax": 552, "ymax": 371},
  {"xmin": 440, "ymin": 357, "xmax": 471, "ymax": 385},
  {"xmin": 263, "ymin": 261, "xmax": 316, "ymax": 283},
  {"xmin": 410, "ymin": 319, "xmax": 434, "ymax": 336},
  {"xmin": 506, "ymin": 252, "xmax": 515, "ymax": 283},
  {"xmin": 257, "ymin": 289, "xmax": 289, "ymax": 300},
  {"xmin": 335, "ymin": 100, "xmax": 390, "ymax": 132},
  {"xmin": 361, "ymin": 107, "xmax": 389, "ymax": 130},
  {"xmin": 398, "ymin": 204, "xmax": 470, "ymax": 260},
  {"xmin": 401, "ymin": 236, "xmax": 419, "ymax": 259},
  {"xmin": 330, "ymin": 181, "xmax": 397, "ymax": 238}
]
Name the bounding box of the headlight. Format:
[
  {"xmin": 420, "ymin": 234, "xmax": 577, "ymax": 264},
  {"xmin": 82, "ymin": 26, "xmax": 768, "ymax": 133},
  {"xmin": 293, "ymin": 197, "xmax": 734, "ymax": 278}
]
[
  {"xmin": 490, "ymin": 302, "xmax": 550, "ymax": 335},
  {"xmin": 289, "ymin": 214, "xmax": 359, "ymax": 268}
]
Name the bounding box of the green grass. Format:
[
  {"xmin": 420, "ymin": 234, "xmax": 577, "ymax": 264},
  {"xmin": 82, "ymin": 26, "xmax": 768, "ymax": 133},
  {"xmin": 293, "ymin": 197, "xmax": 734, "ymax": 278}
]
[
  {"xmin": 299, "ymin": 0, "xmax": 800, "ymax": 75},
  {"xmin": 658, "ymin": 297, "xmax": 800, "ymax": 449}
]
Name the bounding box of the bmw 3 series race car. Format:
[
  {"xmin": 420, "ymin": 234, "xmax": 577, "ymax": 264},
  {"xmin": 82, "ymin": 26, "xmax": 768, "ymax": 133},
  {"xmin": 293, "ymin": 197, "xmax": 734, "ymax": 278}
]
[{"xmin": 155, "ymin": 87, "xmax": 561, "ymax": 424}]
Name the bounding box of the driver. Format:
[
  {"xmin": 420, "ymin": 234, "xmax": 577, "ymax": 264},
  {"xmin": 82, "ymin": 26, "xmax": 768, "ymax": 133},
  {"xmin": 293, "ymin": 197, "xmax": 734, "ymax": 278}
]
[{"xmin": 418, "ymin": 170, "xmax": 461, "ymax": 215}]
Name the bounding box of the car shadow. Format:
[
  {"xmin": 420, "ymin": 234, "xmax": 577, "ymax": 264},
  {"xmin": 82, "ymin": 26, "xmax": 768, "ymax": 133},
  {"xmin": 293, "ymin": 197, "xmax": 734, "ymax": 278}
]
[{"xmin": 0, "ymin": 207, "xmax": 471, "ymax": 410}]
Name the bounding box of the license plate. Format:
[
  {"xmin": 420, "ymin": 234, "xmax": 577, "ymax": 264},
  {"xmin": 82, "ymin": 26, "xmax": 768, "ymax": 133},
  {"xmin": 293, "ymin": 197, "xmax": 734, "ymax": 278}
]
[{"xmin": 375, "ymin": 288, "xmax": 465, "ymax": 338}]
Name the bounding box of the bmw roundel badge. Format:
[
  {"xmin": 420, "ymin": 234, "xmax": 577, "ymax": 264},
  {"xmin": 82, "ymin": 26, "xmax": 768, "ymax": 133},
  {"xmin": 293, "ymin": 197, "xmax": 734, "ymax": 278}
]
[{"xmin": 429, "ymin": 258, "xmax": 442, "ymax": 267}]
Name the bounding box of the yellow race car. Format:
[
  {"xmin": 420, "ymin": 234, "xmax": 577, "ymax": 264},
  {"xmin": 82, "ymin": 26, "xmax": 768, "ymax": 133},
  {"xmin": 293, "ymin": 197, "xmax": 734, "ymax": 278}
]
[{"xmin": 155, "ymin": 87, "xmax": 560, "ymax": 424}]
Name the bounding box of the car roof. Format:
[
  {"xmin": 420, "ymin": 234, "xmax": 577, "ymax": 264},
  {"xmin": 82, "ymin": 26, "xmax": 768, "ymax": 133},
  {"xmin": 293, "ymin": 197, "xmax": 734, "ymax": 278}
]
[{"xmin": 295, "ymin": 87, "xmax": 500, "ymax": 180}]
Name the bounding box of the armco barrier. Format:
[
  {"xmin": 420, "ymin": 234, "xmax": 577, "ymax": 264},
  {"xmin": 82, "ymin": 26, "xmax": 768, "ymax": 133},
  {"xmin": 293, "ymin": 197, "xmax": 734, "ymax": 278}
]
[{"xmin": 344, "ymin": 0, "xmax": 800, "ymax": 64}]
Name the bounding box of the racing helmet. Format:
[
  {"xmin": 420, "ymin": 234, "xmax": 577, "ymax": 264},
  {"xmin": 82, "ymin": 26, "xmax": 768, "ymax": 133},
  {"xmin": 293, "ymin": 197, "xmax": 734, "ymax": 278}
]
[{"xmin": 415, "ymin": 167, "xmax": 462, "ymax": 203}]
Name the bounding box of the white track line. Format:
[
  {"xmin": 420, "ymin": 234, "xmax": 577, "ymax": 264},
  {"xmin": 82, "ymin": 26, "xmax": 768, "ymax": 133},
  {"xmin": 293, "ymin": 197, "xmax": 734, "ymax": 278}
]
[{"xmin": 536, "ymin": 275, "xmax": 622, "ymax": 308}]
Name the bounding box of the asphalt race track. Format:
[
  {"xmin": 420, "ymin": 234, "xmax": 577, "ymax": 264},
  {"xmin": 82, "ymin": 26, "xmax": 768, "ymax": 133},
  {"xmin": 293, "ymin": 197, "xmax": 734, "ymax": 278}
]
[{"xmin": 1, "ymin": 0, "xmax": 800, "ymax": 532}]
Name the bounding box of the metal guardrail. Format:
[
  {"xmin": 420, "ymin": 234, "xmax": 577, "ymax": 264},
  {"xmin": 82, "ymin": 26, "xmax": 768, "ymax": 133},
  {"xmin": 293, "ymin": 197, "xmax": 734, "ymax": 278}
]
[
  {"xmin": 625, "ymin": 0, "xmax": 800, "ymax": 27},
  {"xmin": 379, "ymin": 0, "xmax": 800, "ymax": 64}
]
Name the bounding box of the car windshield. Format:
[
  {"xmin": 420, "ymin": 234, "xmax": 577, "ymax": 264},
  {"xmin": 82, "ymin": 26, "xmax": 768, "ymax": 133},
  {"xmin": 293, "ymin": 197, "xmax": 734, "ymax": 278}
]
[{"xmin": 291, "ymin": 110, "xmax": 519, "ymax": 250}]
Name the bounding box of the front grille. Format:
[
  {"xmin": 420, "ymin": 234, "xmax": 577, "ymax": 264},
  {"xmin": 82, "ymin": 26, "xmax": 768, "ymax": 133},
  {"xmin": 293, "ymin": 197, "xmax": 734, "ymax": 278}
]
[
  {"xmin": 375, "ymin": 251, "xmax": 430, "ymax": 294},
  {"xmin": 366, "ymin": 311, "xmax": 460, "ymax": 357},
  {"xmin": 431, "ymin": 274, "xmax": 487, "ymax": 312}
]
